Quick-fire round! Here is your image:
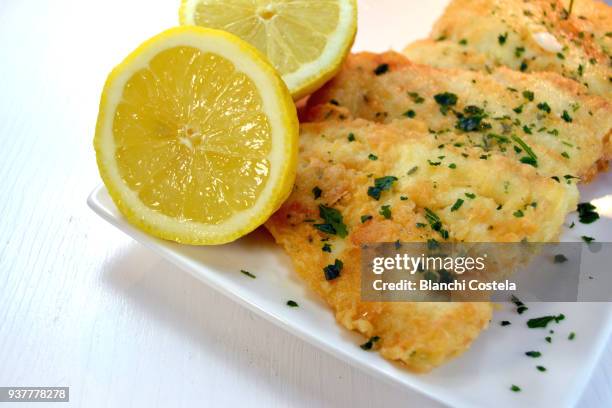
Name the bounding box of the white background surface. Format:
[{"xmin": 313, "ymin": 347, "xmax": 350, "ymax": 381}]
[{"xmin": 0, "ymin": 0, "xmax": 610, "ymax": 407}]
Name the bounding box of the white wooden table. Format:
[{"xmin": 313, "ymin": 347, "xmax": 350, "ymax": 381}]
[{"xmin": 0, "ymin": 0, "xmax": 609, "ymax": 406}]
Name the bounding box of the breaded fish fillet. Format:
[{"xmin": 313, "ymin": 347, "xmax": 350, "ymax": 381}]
[
  {"xmin": 266, "ymin": 119, "xmax": 577, "ymax": 372},
  {"xmin": 304, "ymin": 52, "xmax": 612, "ymax": 180},
  {"xmin": 403, "ymin": 0, "xmax": 612, "ymax": 98}
]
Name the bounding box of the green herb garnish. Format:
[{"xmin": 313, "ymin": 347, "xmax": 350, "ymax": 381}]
[
  {"xmin": 348, "ymin": 133, "xmax": 356, "ymax": 142},
  {"xmin": 554, "ymin": 254, "xmax": 568, "ymax": 263},
  {"xmin": 379, "ymin": 205, "xmax": 392, "ymax": 219},
  {"xmin": 286, "ymin": 300, "xmax": 299, "ymax": 307},
  {"xmin": 451, "ymin": 199, "xmax": 464, "ymax": 212},
  {"xmin": 511, "ymin": 295, "xmax": 528, "ymax": 314},
  {"xmin": 527, "ymin": 314, "xmax": 565, "ymax": 328},
  {"xmin": 367, "ymin": 176, "xmax": 398, "ymax": 200},
  {"xmin": 323, "ymin": 259, "xmax": 343, "ymax": 280},
  {"xmin": 561, "ymin": 110, "xmax": 573, "ymax": 122},
  {"xmin": 510, "ymin": 384, "xmax": 521, "ymax": 392},
  {"xmin": 368, "ymin": 153, "xmax": 378, "ymax": 160},
  {"xmin": 408, "ymin": 92, "xmax": 425, "ymax": 104},
  {"xmin": 361, "ymin": 215, "xmax": 373, "ymax": 223},
  {"xmin": 240, "ymin": 270, "xmax": 256, "ymax": 279},
  {"xmin": 498, "ymin": 32, "xmax": 508, "ymax": 45},
  {"xmin": 314, "ymin": 205, "xmax": 348, "ymax": 238},
  {"xmin": 582, "ymin": 235, "xmax": 595, "ymax": 243},
  {"xmin": 360, "ymin": 336, "xmax": 380, "ymax": 350},
  {"xmin": 374, "ymin": 63, "xmax": 389, "ymax": 75},
  {"xmin": 577, "ymin": 202, "xmax": 599, "ymax": 224},
  {"xmin": 312, "ymin": 186, "xmax": 322, "ymax": 199},
  {"xmin": 537, "ymin": 102, "xmax": 551, "ymax": 113},
  {"xmin": 322, "ymin": 243, "xmax": 332, "ymax": 253},
  {"xmin": 525, "ymin": 351, "xmax": 542, "ymax": 358}
]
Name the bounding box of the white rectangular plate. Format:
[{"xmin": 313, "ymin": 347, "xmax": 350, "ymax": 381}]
[
  {"xmin": 88, "ymin": 1, "xmax": 612, "ymax": 405},
  {"xmin": 88, "ymin": 180, "xmax": 612, "ymax": 408}
]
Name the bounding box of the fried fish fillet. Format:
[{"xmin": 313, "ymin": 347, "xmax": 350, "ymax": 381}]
[
  {"xmin": 403, "ymin": 0, "xmax": 612, "ymax": 99},
  {"xmin": 304, "ymin": 51, "xmax": 612, "ymax": 180},
  {"xmin": 266, "ymin": 119, "xmax": 577, "ymax": 372}
]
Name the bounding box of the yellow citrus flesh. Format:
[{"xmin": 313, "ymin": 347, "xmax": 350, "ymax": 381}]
[
  {"xmin": 179, "ymin": 0, "xmax": 358, "ymax": 100},
  {"xmin": 95, "ymin": 27, "xmax": 298, "ymax": 244}
]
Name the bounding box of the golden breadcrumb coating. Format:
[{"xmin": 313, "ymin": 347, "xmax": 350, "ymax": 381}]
[
  {"xmin": 404, "ymin": 0, "xmax": 612, "ymax": 98},
  {"xmin": 304, "ymin": 51, "xmax": 612, "ymax": 180},
  {"xmin": 266, "ymin": 119, "xmax": 577, "ymax": 372}
]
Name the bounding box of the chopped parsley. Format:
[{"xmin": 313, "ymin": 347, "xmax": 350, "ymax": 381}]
[
  {"xmin": 568, "ymin": 332, "xmax": 576, "ymax": 340},
  {"xmin": 527, "ymin": 314, "xmax": 565, "ymax": 328},
  {"xmin": 545, "ymin": 336, "xmax": 552, "ymax": 343},
  {"xmin": 577, "ymin": 202, "xmax": 599, "ymax": 224},
  {"xmin": 522, "ymin": 90, "xmax": 534, "ymax": 101},
  {"xmin": 400, "ymin": 196, "xmax": 408, "ymax": 201},
  {"xmin": 450, "ymin": 198, "xmax": 464, "ymax": 212},
  {"xmin": 582, "ymin": 235, "xmax": 595, "ymax": 243},
  {"xmin": 537, "ymin": 366, "xmax": 547, "ymax": 372},
  {"xmin": 455, "ymin": 105, "xmax": 491, "ymax": 132},
  {"xmin": 322, "ymin": 243, "xmax": 332, "ymax": 253},
  {"xmin": 511, "ymin": 295, "xmax": 528, "ymax": 314},
  {"xmin": 360, "ymin": 215, "xmax": 373, "ymax": 223},
  {"xmin": 428, "ymin": 160, "xmax": 441, "ymax": 166},
  {"xmin": 408, "ymin": 91, "xmax": 425, "ymax": 104},
  {"xmin": 286, "ymin": 300, "xmax": 299, "ymax": 307},
  {"xmin": 367, "ymin": 176, "xmax": 398, "ymax": 200},
  {"xmin": 513, "ymin": 209, "xmax": 524, "ymax": 218},
  {"xmin": 525, "ymin": 351, "xmax": 542, "ymax": 358},
  {"xmin": 323, "ymin": 259, "xmax": 343, "ymax": 280},
  {"xmin": 312, "ymin": 186, "xmax": 322, "ymax": 199},
  {"xmin": 374, "ymin": 63, "xmax": 389, "ymax": 75},
  {"xmin": 465, "ymin": 192, "xmax": 476, "ymax": 199},
  {"xmin": 498, "ymin": 32, "xmax": 508, "ymax": 45},
  {"xmin": 510, "ymin": 385, "xmax": 521, "ymax": 392},
  {"xmin": 403, "ymin": 109, "xmax": 416, "ymax": 118},
  {"xmin": 434, "ymin": 92, "xmax": 458, "ymax": 114},
  {"xmin": 240, "ymin": 269, "xmax": 256, "ymax": 279},
  {"xmin": 448, "ymin": 163, "xmax": 456, "ymax": 169},
  {"xmin": 537, "ymin": 102, "xmax": 551, "ymax": 113},
  {"xmin": 512, "ymin": 135, "xmax": 538, "ymax": 167},
  {"xmin": 425, "ymin": 208, "xmax": 449, "ymax": 239},
  {"xmin": 501, "ymin": 320, "xmax": 512, "ymax": 326},
  {"xmin": 407, "ymin": 166, "xmax": 419, "ymax": 175},
  {"xmin": 347, "ymin": 133, "xmax": 356, "ymax": 142},
  {"xmin": 360, "ymin": 336, "xmax": 380, "ymax": 350},
  {"xmin": 561, "ymin": 110, "xmax": 573, "ymax": 122},
  {"xmin": 553, "ymin": 254, "xmax": 568, "ymax": 263},
  {"xmin": 314, "ymin": 205, "xmax": 348, "ymax": 238},
  {"xmin": 379, "ymin": 205, "xmax": 392, "ymax": 219},
  {"xmin": 459, "ymin": 38, "xmax": 468, "ymax": 45},
  {"xmin": 368, "ymin": 153, "xmax": 378, "ymax": 160}
]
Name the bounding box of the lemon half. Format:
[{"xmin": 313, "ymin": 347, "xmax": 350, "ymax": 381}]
[
  {"xmin": 94, "ymin": 27, "xmax": 298, "ymax": 244},
  {"xmin": 179, "ymin": 0, "xmax": 358, "ymax": 99}
]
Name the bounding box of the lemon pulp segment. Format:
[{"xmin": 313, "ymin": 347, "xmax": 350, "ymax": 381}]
[
  {"xmin": 180, "ymin": 0, "xmax": 358, "ymax": 99},
  {"xmin": 95, "ymin": 27, "xmax": 298, "ymax": 244},
  {"xmin": 115, "ymin": 46, "xmax": 272, "ymax": 223}
]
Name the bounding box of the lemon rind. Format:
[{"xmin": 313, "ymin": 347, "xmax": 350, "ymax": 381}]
[
  {"xmin": 94, "ymin": 26, "xmax": 298, "ymax": 245},
  {"xmin": 179, "ymin": 0, "xmax": 358, "ymax": 100}
]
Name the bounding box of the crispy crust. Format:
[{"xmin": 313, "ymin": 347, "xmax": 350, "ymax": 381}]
[
  {"xmin": 305, "ymin": 51, "xmax": 612, "ymax": 181},
  {"xmin": 266, "ymin": 119, "xmax": 577, "ymax": 372}
]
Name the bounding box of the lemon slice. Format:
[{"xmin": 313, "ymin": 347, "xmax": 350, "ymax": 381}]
[
  {"xmin": 179, "ymin": 0, "xmax": 358, "ymax": 100},
  {"xmin": 94, "ymin": 27, "xmax": 298, "ymax": 245}
]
